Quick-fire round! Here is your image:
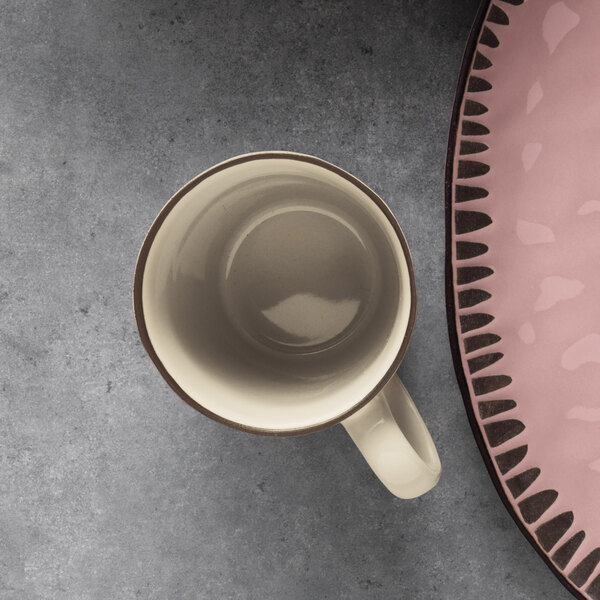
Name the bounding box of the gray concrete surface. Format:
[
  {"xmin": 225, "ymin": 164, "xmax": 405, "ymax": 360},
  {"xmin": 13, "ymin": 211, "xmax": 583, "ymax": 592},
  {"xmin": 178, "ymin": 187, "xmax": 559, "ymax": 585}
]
[{"xmin": 0, "ymin": 1, "xmax": 575, "ymax": 599}]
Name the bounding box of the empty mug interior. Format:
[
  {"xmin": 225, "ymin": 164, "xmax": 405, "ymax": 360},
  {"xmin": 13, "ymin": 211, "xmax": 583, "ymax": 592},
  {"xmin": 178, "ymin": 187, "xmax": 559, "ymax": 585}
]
[{"xmin": 140, "ymin": 155, "xmax": 413, "ymax": 432}]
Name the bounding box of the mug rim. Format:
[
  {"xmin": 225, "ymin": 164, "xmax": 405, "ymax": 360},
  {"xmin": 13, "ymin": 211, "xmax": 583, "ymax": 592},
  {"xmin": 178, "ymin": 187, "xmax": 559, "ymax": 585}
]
[{"xmin": 133, "ymin": 151, "xmax": 417, "ymax": 436}]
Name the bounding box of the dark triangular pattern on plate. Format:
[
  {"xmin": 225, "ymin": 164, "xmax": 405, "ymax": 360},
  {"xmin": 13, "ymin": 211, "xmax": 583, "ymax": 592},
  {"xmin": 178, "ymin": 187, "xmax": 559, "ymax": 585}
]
[
  {"xmin": 518, "ymin": 490, "xmax": 559, "ymax": 524},
  {"xmin": 462, "ymin": 121, "xmax": 490, "ymax": 136},
  {"xmin": 569, "ymin": 549, "xmax": 600, "ymax": 588},
  {"xmin": 495, "ymin": 445, "xmax": 528, "ymax": 475},
  {"xmin": 478, "ymin": 399, "xmax": 515, "ymax": 419},
  {"xmin": 457, "ymin": 160, "xmax": 490, "ymax": 178},
  {"xmin": 458, "ymin": 288, "xmax": 492, "ymax": 308},
  {"xmin": 455, "ymin": 210, "xmax": 492, "ymax": 234},
  {"xmin": 499, "ymin": 0, "xmax": 524, "ymax": 5},
  {"xmin": 479, "ymin": 26, "xmax": 499, "ymax": 48},
  {"xmin": 468, "ymin": 76, "xmax": 493, "ymax": 92},
  {"xmin": 536, "ymin": 512, "xmax": 574, "ymax": 552},
  {"xmin": 483, "ymin": 419, "xmax": 524, "ymax": 447},
  {"xmin": 463, "ymin": 332, "xmax": 500, "ymax": 353},
  {"xmin": 456, "ymin": 241, "xmax": 489, "ymax": 260},
  {"xmin": 487, "ymin": 4, "xmax": 509, "ymax": 25},
  {"xmin": 473, "ymin": 51, "xmax": 493, "ymax": 70},
  {"xmin": 455, "ymin": 184, "xmax": 489, "ymax": 202},
  {"xmin": 506, "ymin": 468, "xmax": 540, "ymax": 498},
  {"xmin": 468, "ymin": 352, "xmax": 503, "ymax": 373},
  {"xmin": 460, "ymin": 140, "xmax": 489, "ymax": 155},
  {"xmin": 472, "ymin": 374, "xmax": 511, "ymax": 395},
  {"xmin": 553, "ymin": 531, "xmax": 586, "ymax": 570},
  {"xmin": 457, "ymin": 266, "xmax": 493, "ymax": 285},
  {"xmin": 463, "ymin": 99, "xmax": 488, "ymax": 116},
  {"xmin": 460, "ymin": 312, "xmax": 494, "ymax": 333}
]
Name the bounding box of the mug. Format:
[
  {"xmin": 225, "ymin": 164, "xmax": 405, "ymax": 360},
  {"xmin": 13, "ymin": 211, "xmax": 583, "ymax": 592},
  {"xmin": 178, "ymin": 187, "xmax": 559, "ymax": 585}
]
[{"xmin": 133, "ymin": 152, "xmax": 441, "ymax": 498}]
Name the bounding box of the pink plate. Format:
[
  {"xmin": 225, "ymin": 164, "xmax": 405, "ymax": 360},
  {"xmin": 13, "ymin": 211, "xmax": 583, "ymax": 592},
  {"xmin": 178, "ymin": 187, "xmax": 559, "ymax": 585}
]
[{"xmin": 446, "ymin": 1, "xmax": 600, "ymax": 599}]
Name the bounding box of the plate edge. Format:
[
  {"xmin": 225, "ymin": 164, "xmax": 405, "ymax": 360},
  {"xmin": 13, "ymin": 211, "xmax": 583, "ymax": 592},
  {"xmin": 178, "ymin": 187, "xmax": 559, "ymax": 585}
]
[{"xmin": 443, "ymin": 2, "xmax": 588, "ymax": 599}]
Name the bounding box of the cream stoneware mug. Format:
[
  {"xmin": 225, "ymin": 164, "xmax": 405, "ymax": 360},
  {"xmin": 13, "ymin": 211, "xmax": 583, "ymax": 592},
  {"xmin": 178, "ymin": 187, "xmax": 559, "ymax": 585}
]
[{"xmin": 133, "ymin": 152, "xmax": 441, "ymax": 498}]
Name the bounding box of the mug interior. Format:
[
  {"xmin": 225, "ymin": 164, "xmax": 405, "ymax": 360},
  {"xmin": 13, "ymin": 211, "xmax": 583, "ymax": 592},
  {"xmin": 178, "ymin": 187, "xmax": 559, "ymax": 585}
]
[{"xmin": 138, "ymin": 154, "xmax": 413, "ymax": 432}]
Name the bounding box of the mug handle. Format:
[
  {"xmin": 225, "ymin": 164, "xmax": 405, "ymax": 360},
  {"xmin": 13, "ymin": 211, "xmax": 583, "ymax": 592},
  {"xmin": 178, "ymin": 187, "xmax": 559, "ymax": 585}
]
[{"xmin": 341, "ymin": 375, "xmax": 441, "ymax": 499}]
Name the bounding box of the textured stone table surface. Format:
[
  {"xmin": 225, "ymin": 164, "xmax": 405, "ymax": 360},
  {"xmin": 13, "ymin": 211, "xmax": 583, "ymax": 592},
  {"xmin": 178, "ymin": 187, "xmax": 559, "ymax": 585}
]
[{"xmin": 1, "ymin": 1, "xmax": 574, "ymax": 598}]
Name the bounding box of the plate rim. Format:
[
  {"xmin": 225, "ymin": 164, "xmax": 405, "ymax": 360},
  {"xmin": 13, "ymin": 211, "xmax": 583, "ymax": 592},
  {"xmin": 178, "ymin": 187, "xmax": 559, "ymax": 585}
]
[{"xmin": 444, "ymin": 1, "xmax": 588, "ymax": 599}]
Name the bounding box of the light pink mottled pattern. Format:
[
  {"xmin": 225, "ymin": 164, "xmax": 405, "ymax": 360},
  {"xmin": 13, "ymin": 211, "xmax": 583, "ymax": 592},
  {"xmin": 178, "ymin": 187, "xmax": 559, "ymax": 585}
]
[
  {"xmin": 562, "ymin": 334, "xmax": 600, "ymax": 370},
  {"xmin": 567, "ymin": 406, "xmax": 600, "ymax": 422},
  {"xmin": 527, "ymin": 81, "xmax": 544, "ymax": 114},
  {"xmin": 518, "ymin": 321, "xmax": 536, "ymax": 345},
  {"xmin": 452, "ymin": 0, "xmax": 600, "ymax": 591},
  {"xmin": 578, "ymin": 200, "xmax": 600, "ymax": 215},
  {"xmin": 521, "ymin": 142, "xmax": 542, "ymax": 172},
  {"xmin": 543, "ymin": 2, "xmax": 580, "ymax": 53},
  {"xmin": 534, "ymin": 276, "xmax": 584, "ymax": 312},
  {"xmin": 516, "ymin": 219, "xmax": 555, "ymax": 245}
]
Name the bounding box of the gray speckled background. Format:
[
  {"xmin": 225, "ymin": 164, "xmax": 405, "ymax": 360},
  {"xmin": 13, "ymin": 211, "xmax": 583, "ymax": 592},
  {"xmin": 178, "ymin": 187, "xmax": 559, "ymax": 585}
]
[{"xmin": 0, "ymin": 1, "xmax": 574, "ymax": 599}]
